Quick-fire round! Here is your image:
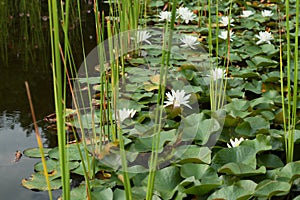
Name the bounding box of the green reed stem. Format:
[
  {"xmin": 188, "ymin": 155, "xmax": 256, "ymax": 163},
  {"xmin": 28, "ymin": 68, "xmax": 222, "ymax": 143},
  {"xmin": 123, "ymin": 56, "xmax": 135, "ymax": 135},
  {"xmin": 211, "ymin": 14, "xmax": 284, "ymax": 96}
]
[
  {"xmin": 278, "ymin": 8, "xmax": 287, "ymax": 165},
  {"xmin": 289, "ymin": 0, "xmax": 299, "ymax": 163},
  {"xmin": 146, "ymin": 0, "xmax": 177, "ymax": 199},
  {"xmin": 284, "ymin": 0, "xmax": 293, "ymax": 163},
  {"xmin": 48, "ymin": 0, "xmax": 70, "ymax": 199}
]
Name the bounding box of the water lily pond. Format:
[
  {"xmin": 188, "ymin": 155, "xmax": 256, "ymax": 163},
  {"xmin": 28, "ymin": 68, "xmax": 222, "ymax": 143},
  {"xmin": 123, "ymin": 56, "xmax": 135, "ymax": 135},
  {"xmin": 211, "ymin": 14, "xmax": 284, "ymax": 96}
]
[{"xmin": 2, "ymin": 0, "xmax": 300, "ymax": 199}]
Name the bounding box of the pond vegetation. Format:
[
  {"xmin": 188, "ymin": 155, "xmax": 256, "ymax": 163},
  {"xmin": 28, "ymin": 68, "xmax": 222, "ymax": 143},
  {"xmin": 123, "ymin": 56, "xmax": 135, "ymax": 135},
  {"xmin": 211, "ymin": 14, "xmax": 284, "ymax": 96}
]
[{"xmin": 18, "ymin": 0, "xmax": 300, "ymax": 199}]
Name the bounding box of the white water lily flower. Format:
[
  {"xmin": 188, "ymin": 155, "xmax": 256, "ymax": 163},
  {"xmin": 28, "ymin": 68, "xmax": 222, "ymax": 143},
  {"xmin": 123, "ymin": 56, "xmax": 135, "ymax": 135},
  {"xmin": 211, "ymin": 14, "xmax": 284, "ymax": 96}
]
[
  {"xmin": 211, "ymin": 68, "xmax": 226, "ymax": 80},
  {"xmin": 159, "ymin": 11, "xmax": 172, "ymax": 21},
  {"xmin": 218, "ymin": 30, "xmax": 234, "ymax": 41},
  {"xmin": 227, "ymin": 137, "xmax": 246, "ymax": 148},
  {"xmin": 177, "ymin": 7, "xmax": 196, "ymax": 24},
  {"xmin": 180, "ymin": 35, "xmax": 200, "ymax": 49},
  {"xmin": 177, "ymin": 7, "xmax": 190, "ymax": 18},
  {"xmin": 261, "ymin": 10, "xmax": 273, "ymax": 17},
  {"xmin": 219, "ymin": 16, "xmax": 234, "ymax": 26},
  {"xmin": 255, "ymin": 31, "xmax": 273, "ymax": 45},
  {"xmin": 117, "ymin": 108, "xmax": 136, "ymax": 122},
  {"xmin": 164, "ymin": 89, "xmax": 192, "ymax": 109},
  {"xmin": 135, "ymin": 30, "xmax": 152, "ymax": 44},
  {"xmin": 240, "ymin": 10, "xmax": 254, "ymax": 18}
]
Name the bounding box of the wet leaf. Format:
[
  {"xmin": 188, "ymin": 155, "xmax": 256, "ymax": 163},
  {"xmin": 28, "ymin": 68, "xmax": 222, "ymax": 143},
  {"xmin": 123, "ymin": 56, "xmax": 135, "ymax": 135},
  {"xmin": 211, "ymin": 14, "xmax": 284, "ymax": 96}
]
[
  {"xmin": 276, "ymin": 161, "xmax": 300, "ymax": 182},
  {"xmin": 178, "ymin": 176, "xmax": 221, "ymax": 195},
  {"xmin": 34, "ymin": 159, "xmax": 80, "ymax": 173},
  {"xmin": 134, "ymin": 129, "xmax": 177, "ymax": 152},
  {"xmin": 225, "ymin": 99, "xmax": 250, "ymax": 118},
  {"xmin": 153, "ymin": 166, "xmax": 183, "ymax": 199},
  {"xmin": 22, "ymin": 171, "xmax": 61, "ymax": 191},
  {"xmin": 181, "ymin": 113, "xmax": 220, "ymax": 145},
  {"xmin": 91, "ymin": 188, "xmax": 113, "ymax": 200},
  {"xmin": 48, "ymin": 143, "xmax": 86, "ymax": 161},
  {"xmin": 218, "ymin": 162, "xmax": 266, "ymax": 176},
  {"xmin": 174, "ymin": 145, "xmax": 211, "ymax": 164},
  {"xmin": 251, "ymin": 56, "xmax": 278, "ymax": 67},
  {"xmin": 212, "ymin": 135, "xmax": 272, "ymax": 169},
  {"xmin": 208, "ymin": 180, "xmax": 257, "ymax": 200},
  {"xmin": 23, "ymin": 148, "xmax": 52, "ymax": 158},
  {"xmin": 257, "ymin": 154, "xmax": 284, "ymax": 169},
  {"xmin": 254, "ymin": 179, "xmax": 291, "ymax": 198}
]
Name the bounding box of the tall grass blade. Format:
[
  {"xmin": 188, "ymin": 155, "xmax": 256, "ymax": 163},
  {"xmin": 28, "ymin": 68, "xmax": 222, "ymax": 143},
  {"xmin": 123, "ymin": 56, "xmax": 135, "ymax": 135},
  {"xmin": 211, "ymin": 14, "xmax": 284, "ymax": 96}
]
[
  {"xmin": 146, "ymin": 0, "xmax": 177, "ymax": 199},
  {"xmin": 25, "ymin": 81, "xmax": 53, "ymax": 200},
  {"xmin": 48, "ymin": 0, "xmax": 70, "ymax": 199}
]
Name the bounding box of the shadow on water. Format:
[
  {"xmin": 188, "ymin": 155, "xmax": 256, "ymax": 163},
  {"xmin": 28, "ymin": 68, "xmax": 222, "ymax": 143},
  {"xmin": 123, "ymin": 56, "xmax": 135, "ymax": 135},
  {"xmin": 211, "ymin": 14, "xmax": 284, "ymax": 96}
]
[{"xmin": 0, "ymin": 1, "xmax": 98, "ymax": 198}]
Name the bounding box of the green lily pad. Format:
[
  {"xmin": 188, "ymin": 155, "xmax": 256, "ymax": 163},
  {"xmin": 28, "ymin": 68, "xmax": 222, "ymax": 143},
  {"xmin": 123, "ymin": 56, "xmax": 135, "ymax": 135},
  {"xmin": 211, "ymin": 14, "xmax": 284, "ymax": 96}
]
[
  {"xmin": 70, "ymin": 184, "xmax": 87, "ymax": 200},
  {"xmin": 34, "ymin": 159, "xmax": 80, "ymax": 173},
  {"xmin": 208, "ymin": 180, "xmax": 257, "ymax": 200},
  {"xmin": 134, "ymin": 129, "xmax": 177, "ymax": 152},
  {"xmin": 23, "ymin": 148, "xmax": 52, "ymax": 158},
  {"xmin": 243, "ymin": 80, "xmax": 262, "ymax": 94},
  {"xmin": 231, "ymin": 68, "xmax": 260, "ymax": 79},
  {"xmin": 254, "ymin": 179, "xmax": 291, "ymax": 198},
  {"xmin": 174, "ymin": 145, "xmax": 211, "ymax": 164},
  {"xmin": 131, "ymin": 92, "xmax": 153, "ymax": 101},
  {"xmin": 225, "ymin": 99, "xmax": 250, "ymax": 118},
  {"xmin": 48, "ymin": 143, "xmax": 87, "ymax": 161},
  {"xmin": 250, "ymin": 96, "xmax": 274, "ymax": 108},
  {"xmin": 113, "ymin": 189, "xmax": 126, "ymax": 200},
  {"xmin": 235, "ymin": 116, "xmax": 270, "ymax": 136},
  {"xmin": 251, "ymin": 56, "xmax": 278, "ymax": 67},
  {"xmin": 178, "ymin": 176, "xmax": 221, "ymax": 195},
  {"xmin": 243, "ymin": 45, "xmax": 262, "ymax": 57},
  {"xmin": 91, "ymin": 188, "xmax": 113, "ymax": 200},
  {"xmin": 180, "ymin": 163, "xmax": 211, "ymax": 179},
  {"xmin": 260, "ymin": 44, "xmax": 278, "ymax": 55},
  {"xmin": 181, "ymin": 113, "xmax": 220, "ymax": 145},
  {"xmin": 212, "ymin": 135, "xmax": 272, "ymax": 169},
  {"xmin": 262, "ymin": 71, "xmax": 281, "ymax": 82},
  {"xmin": 152, "ymin": 166, "xmax": 182, "ymax": 199},
  {"xmin": 257, "ymin": 154, "xmax": 284, "ymax": 169},
  {"xmin": 218, "ymin": 162, "xmax": 266, "ymax": 176},
  {"xmin": 22, "ymin": 171, "xmax": 62, "ymax": 191},
  {"xmin": 277, "ymin": 161, "xmax": 300, "ymax": 182}
]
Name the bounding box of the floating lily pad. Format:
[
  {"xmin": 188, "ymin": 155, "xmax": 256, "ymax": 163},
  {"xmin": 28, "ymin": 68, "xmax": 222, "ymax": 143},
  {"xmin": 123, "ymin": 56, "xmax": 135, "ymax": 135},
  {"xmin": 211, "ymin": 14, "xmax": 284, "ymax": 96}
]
[
  {"xmin": 253, "ymin": 179, "xmax": 291, "ymax": 198},
  {"xmin": 23, "ymin": 148, "xmax": 52, "ymax": 158},
  {"xmin": 251, "ymin": 56, "xmax": 278, "ymax": 67},
  {"xmin": 174, "ymin": 145, "xmax": 211, "ymax": 164},
  {"xmin": 212, "ymin": 135, "xmax": 272, "ymax": 169},
  {"xmin": 134, "ymin": 129, "xmax": 177, "ymax": 152},
  {"xmin": 153, "ymin": 166, "xmax": 183, "ymax": 199},
  {"xmin": 276, "ymin": 161, "xmax": 300, "ymax": 182},
  {"xmin": 178, "ymin": 176, "xmax": 221, "ymax": 195},
  {"xmin": 225, "ymin": 99, "xmax": 250, "ymax": 118},
  {"xmin": 218, "ymin": 162, "xmax": 266, "ymax": 176},
  {"xmin": 208, "ymin": 180, "xmax": 257, "ymax": 200},
  {"xmin": 181, "ymin": 113, "xmax": 220, "ymax": 145},
  {"xmin": 22, "ymin": 171, "xmax": 62, "ymax": 191},
  {"xmin": 34, "ymin": 159, "xmax": 80, "ymax": 173},
  {"xmin": 257, "ymin": 154, "xmax": 284, "ymax": 169}
]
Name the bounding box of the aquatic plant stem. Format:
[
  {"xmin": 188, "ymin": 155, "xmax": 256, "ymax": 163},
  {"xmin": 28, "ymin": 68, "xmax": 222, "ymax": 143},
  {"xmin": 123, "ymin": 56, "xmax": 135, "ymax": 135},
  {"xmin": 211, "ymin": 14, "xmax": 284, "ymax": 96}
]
[
  {"xmin": 283, "ymin": 0, "xmax": 297, "ymax": 163},
  {"xmin": 48, "ymin": 0, "xmax": 70, "ymax": 199},
  {"xmin": 146, "ymin": 0, "xmax": 177, "ymax": 199},
  {"xmin": 25, "ymin": 82, "xmax": 53, "ymax": 200}
]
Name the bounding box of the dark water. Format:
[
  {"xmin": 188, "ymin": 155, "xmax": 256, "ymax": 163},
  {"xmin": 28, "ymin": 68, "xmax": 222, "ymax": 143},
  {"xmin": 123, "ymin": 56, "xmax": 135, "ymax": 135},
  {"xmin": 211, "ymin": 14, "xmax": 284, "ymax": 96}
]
[
  {"xmin": 0, "ymin": 0, "xmax": 100, "ymax": 200},
  {"xmin": 0, "ymin": 63, "xmax": 57, "ymax": 199},
  {"xmin": 0, "ymin": 9, "xmax": 97, "ymax": 199}
]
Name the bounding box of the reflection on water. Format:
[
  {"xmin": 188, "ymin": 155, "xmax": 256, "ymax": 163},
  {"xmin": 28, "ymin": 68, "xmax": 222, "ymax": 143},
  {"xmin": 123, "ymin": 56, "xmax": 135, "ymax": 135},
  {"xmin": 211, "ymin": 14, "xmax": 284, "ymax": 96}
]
[
  {"xmin": 0, "ymin": 1, "xmax": 97, "ymax": 198},
  {"xmin": 0, "ymin": 64, "xmax": 56, "ymax": 199},
  {"xmin": 0, "ymin": 111, "xmax": 55, "ymax": 199}
]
